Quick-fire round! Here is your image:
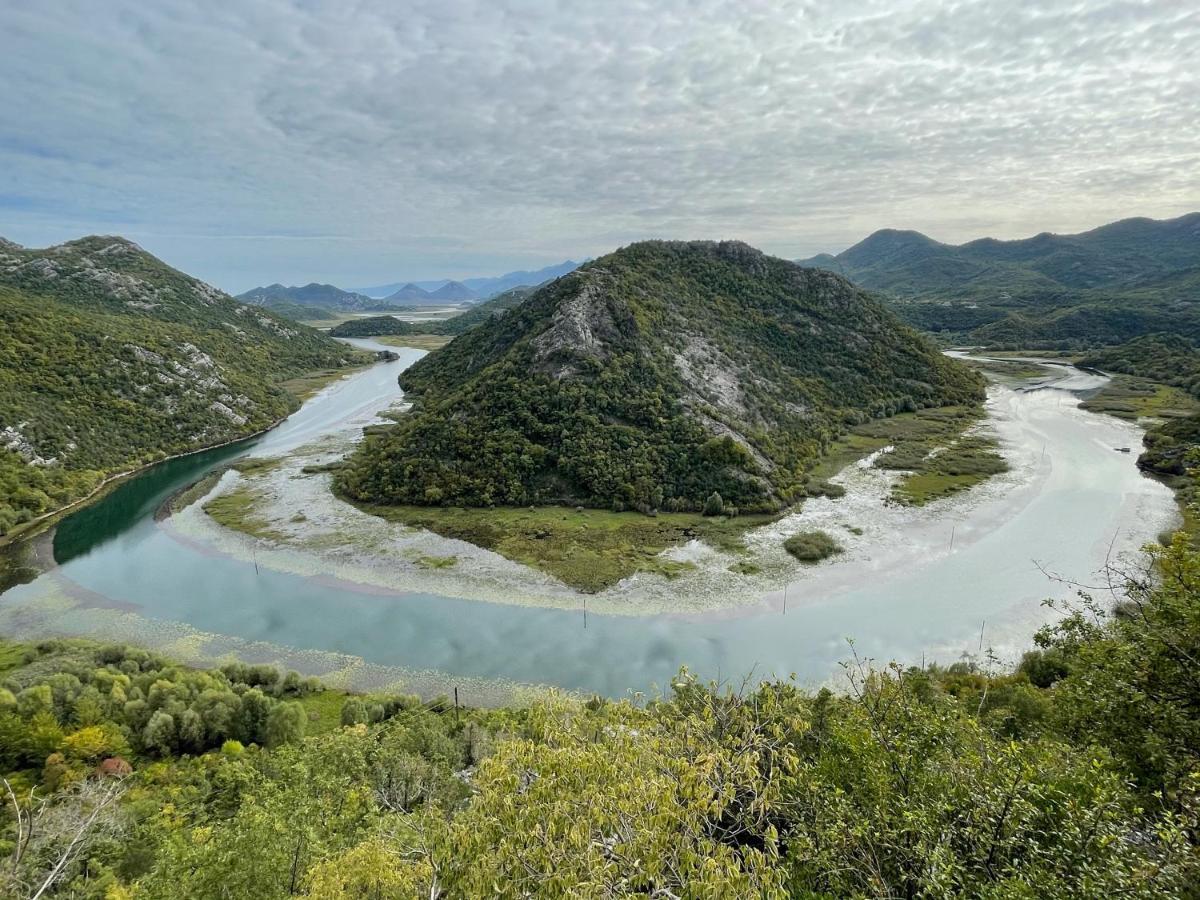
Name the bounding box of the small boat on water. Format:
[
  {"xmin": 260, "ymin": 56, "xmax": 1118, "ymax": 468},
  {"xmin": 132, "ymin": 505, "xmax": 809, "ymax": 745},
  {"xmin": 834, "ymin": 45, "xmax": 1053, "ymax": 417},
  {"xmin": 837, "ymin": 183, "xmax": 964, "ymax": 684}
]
[{"xmin": 1115, "ymin": 447, "xmax": 1131, "ymax": 453}]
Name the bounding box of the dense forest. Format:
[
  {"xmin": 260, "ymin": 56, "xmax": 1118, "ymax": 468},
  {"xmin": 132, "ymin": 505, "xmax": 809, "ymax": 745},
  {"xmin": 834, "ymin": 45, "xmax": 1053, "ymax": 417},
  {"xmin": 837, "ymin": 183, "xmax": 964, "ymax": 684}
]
[
  {"xmin": 337, "ymin": 241, "xmax": 984, "ymax": 513},
  {"xmin": 2, "ymin": 514, "xmax": 1199, "ymax": 896},
  {"xmin": 800, "ymin": 213, "xmax": 1200, "ymax": 347},
  {"xmin": 0, "ymin": 237, "xmax": 362, "ymax": 536}
]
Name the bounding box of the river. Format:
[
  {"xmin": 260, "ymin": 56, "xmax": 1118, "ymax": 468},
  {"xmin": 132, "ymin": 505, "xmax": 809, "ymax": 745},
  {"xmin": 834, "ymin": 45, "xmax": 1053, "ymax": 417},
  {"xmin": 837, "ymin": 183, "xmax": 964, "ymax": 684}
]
[{"xmin": 0, "ymin": 341, "xmax": 1179, "ymax": 702}]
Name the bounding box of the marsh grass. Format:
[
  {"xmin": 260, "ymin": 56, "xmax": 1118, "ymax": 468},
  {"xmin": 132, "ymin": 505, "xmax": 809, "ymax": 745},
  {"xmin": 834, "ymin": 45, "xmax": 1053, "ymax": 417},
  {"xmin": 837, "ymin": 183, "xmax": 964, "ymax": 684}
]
[
  {"xmin": 1079, "ymin": 376, "xmax": 1199, "ymax": 422},
  {"xmin": 784, "ymin": 530, "xmax": 843, "ymax": 562},
  {"xmin": 374, "ymin": 334, "xmax": 454, "ymax": 351},
  {"xmin": 203, "ymin": 486, "xmax": 286, "ymax": 541},
  {"xmin": 346, "ymin": 502, "xmax": 768, "ymax": 592}
]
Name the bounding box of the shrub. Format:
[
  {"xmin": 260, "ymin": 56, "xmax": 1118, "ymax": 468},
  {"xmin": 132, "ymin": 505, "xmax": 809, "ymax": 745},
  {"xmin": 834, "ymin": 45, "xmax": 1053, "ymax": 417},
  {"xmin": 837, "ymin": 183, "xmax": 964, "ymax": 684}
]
[{"xmin": 784, "ymin": 530, "xmax": 843, "ymax": 562}]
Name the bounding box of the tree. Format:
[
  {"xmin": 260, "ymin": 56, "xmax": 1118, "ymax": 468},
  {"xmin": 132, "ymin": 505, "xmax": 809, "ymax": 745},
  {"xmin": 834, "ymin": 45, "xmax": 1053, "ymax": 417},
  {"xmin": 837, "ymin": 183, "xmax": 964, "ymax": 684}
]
[
  {"xmin": 1, "ymin": 775, "xmax": 128, "ymax": 899},
  {"xmin": 142, "ymin": 710, "xmax": 176, "ymax": 755},
  {"xmin": 702, "ymin": 491, "xmax": 724, "ymax": 516},
  {"xmin": 265, "ymin": 701, "xmax": 306, "ymax": 748},
  {"xmin": 339, "ymin": 698, "xmax": 368, "ymax": 727}
]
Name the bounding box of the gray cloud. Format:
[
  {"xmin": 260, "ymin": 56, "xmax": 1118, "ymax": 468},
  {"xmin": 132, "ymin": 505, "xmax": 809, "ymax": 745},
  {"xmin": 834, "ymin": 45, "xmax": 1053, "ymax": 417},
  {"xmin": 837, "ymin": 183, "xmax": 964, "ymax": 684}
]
[{"xmin": 1, "ymin": 0, "xmax": 1196, "ymax": 290}]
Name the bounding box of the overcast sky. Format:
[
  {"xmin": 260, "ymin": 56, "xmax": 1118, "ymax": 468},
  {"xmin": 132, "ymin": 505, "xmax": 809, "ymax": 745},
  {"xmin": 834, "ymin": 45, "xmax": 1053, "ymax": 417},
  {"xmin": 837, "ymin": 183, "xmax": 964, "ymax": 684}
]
[{"xmin": 1, "ymin": 0, "xmax": 1196, "ymax": 293}]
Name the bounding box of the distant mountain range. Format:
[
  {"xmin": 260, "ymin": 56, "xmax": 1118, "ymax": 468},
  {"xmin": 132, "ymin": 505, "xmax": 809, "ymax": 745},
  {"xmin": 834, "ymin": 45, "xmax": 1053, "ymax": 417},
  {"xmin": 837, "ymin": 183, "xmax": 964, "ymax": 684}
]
[
  {"xmin": 240, "ymin": 259, "xmax": 580, "ymax": 313},
  {"xmin": 798, "ymin": 212, "xmax": 1200, "ymax": 346},
  {"xmin": 236, "ymin": 282, "xmax": 380, "ymax": 312},
  {"xmin": 382, "ymin": 280, "xmax": 478, "ymax": 304},
  {"xmin": 355, "ymin": 259, "xmax": 580, "ymax": 301}
]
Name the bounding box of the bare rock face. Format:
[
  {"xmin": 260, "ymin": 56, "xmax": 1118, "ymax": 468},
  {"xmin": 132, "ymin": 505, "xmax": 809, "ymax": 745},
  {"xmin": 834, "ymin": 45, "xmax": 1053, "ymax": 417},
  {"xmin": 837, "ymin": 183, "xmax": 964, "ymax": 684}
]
[{"xmin": 531, "ymin": 270, "xmax": 633, "ymax": 379}]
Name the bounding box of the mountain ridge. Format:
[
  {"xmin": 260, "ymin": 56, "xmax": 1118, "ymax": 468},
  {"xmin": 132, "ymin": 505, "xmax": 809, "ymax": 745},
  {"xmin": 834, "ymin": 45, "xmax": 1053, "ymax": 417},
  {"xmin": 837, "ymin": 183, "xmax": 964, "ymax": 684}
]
[
  {"xmin": 799, "ymin": 212, "xmax": 1200, "ymax": 345},
  {"xmin": 0, "ymin": 234, "xmax": 361, "ymax": 534},
  {"xmin": 356, "ymin": 259, "xmax": 580, "ymax": 300},
  {"xmin": 336, "ymin": 240, "xmax": 983, "ymax": 513}
]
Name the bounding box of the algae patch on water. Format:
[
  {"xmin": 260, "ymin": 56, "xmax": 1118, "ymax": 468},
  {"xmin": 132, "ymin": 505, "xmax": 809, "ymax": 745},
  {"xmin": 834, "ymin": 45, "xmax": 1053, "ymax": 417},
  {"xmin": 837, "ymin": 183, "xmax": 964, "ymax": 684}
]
[
  {"xmin": 203, "ymin": 484, "xmax": 286, "ymax": 541},
  {"xmin": 1079, "ymin": 375, "xmax": 1200, "ymax": 423}
]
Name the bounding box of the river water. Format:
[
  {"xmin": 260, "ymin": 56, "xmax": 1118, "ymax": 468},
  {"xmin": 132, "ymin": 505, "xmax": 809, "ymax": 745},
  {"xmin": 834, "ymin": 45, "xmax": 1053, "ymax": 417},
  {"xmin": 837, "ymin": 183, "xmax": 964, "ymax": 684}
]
[{"xmin": 0, "ymin": 342, "xmax": 1178, "ymax": 701}]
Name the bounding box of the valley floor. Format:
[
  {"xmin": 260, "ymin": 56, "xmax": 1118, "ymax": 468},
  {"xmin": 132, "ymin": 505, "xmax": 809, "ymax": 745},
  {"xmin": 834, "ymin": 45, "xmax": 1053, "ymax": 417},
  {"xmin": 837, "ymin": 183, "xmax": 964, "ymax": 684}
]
[{"xmin": 169, "ymin": 355, "xmax": 1169, "ymax": 623}]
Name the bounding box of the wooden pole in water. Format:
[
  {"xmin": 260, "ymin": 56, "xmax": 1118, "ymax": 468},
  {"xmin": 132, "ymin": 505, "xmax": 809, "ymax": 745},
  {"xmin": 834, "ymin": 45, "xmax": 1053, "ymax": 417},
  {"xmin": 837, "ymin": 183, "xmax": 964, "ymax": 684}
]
[
  {"xmin": 583, "ymin": 596, "xmax": 587, "ymax": 629},
  {"xmin": 454, "ymin": 687, "xmax": 459, "ymax": 727},
  {"xmin": 950, "ymin": 525, "xmax": 956, "ymax": 551}
]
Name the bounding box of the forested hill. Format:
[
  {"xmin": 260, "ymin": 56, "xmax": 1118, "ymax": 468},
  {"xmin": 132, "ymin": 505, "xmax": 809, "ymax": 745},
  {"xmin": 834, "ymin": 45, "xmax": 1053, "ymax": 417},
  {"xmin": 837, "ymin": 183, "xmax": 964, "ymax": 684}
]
[
  {"xmin": 0, "ymin": 235, "xmax": 361, "ymax": 535},
  {"xmin": 336, "ymin": 240, "xmax": 983, "ymax": 513},
  {"xmin": 236, "ymin": 282, "xmax": 380, "ymax": 312},
  {"xmin": 799, "ymin": 212, "xmax": 1200, "ymax": 346}
]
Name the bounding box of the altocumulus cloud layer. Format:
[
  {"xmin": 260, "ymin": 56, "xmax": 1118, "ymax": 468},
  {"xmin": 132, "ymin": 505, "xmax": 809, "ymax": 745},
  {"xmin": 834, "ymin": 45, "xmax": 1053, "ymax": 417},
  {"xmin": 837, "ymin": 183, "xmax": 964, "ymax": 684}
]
[{"xmin": 1, "ymin": 0, "xmax": 1197, "ymax": 290}]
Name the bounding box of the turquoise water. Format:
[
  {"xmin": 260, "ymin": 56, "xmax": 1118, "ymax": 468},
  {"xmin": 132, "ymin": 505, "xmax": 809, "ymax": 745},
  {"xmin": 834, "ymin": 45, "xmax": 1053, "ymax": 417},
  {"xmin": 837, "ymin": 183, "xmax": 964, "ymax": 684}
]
[{"xmin": 0, "ymin": 345, "xmax": 1177, "ymax": 697}]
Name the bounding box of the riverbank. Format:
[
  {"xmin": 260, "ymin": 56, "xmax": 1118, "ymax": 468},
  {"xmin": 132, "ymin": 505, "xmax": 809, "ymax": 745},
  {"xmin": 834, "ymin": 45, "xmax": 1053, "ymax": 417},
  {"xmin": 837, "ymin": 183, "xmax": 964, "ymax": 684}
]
[
  {"xmin": 0, "ymin": 352, "xmax": 381, "ymax": 551},
  {"xmin": 186, "ymin": 396, "xmax": 1007, "ymax": 601},
  {"xmin": 0, "ymin": 346, "xmax": 1177, "ymax": 699}
]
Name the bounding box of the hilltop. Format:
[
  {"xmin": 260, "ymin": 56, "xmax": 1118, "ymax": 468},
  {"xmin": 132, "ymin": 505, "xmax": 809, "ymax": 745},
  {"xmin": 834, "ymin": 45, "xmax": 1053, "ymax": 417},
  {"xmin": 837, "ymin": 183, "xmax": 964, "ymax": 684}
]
[
  {"xmin": 337, "ymin": 240, "xmax": 983, "ymax": 513},
  {"xmin": 0, "ymin": 236, "xmax": 363, "ymax": 535},
  {"xmin": 237, "ymin": 282, "xmax": 381, "ymax": 312},
  {"xmin": 800, "ymin": 212, "xmax": 1200, "ymax": 346},
  {"xmin": 383, "ymin": 283, "xmax": 434, "ymax": 303}
]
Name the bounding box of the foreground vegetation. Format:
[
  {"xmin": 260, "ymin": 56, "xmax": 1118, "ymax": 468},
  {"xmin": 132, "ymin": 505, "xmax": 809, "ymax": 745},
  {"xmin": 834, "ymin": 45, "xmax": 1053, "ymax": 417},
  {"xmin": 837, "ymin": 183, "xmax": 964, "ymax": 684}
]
[{"xmin": 4, "ymin": 512, "xmax": 1200, "ymax": 895}]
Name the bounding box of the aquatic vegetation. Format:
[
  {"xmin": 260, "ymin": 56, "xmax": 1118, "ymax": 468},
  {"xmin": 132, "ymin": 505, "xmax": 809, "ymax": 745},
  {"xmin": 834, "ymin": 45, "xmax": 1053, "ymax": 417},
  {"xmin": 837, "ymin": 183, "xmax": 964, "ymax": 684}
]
[
  {"xmin": 783, "ymin": 530, "xmax": 843, "ymax": 562},
  {"xmin": 350, "ymin": 502, "xmax": 765, "ymax": 592},
  {"xmin": 202, "ymin": 483, "xmax": 285, "ymax": 541}
]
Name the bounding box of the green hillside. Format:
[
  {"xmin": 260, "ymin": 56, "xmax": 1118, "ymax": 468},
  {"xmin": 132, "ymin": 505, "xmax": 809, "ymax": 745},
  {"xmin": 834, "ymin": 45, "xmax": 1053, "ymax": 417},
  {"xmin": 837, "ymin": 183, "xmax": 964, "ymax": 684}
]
[
  {"xmin": 0, "ymin": 236, "xmax": 363, "ymax": 535},
  {"xmin": 337, "ymin": 240, "xmax": 983, "ymax": 513},
  {"xmin": 801, "ymin": 213, "xmax": 1200, "ymax": 346}
]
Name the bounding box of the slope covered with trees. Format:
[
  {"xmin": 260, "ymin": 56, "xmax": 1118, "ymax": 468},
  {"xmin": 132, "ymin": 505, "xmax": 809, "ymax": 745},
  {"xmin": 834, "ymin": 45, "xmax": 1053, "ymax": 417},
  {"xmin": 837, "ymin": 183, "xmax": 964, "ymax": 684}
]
[
  {"xmin": 337, "ymin": 241, "xmax": 983, "ymax": 513},
  {"xmin": 800, "ymin": 213, "xmax": 1200, "ymax": 346},
  {"xmin": 0, "ymin": 236, "xmax": 362, "ymax": 535}
]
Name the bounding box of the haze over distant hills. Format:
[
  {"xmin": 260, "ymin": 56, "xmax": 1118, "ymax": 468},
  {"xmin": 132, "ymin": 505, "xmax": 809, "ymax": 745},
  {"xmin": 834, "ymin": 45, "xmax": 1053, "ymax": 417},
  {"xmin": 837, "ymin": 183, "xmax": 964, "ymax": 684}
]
[
  {"xmin": 356, "ymin": 259, "xmax": 580, "ymax": 301},
  {"xmin": 381, "ymin": 280, "xmax": 479, "ymax": 304},
  {"xmin": 798, "ymin": 212, "xmax": 1200, "ymax": 346}
]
